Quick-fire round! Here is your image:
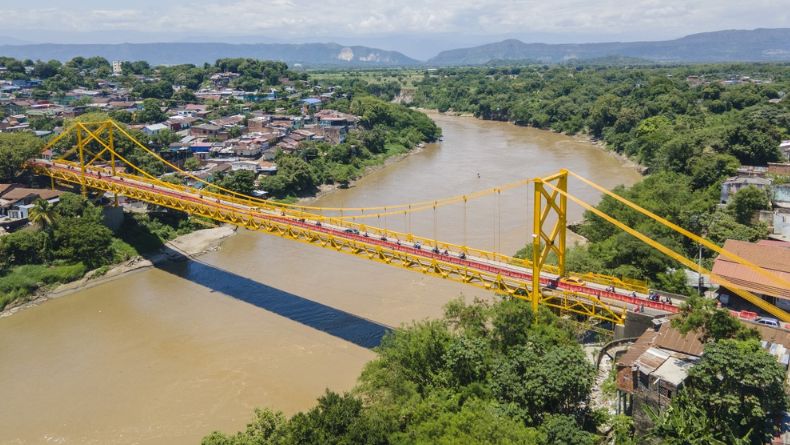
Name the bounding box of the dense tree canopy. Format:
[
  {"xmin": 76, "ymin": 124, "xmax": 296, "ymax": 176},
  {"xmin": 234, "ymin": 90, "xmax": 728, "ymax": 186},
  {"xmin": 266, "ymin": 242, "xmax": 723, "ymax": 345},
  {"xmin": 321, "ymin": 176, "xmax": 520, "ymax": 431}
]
[
  {"xmin": 410, "ymin": 64, "xmax": 789, "ymax": 288},
  {"xmin": 203, "ymin": 298, "xmax": 599, "ymax": 444},
  {"xmin": 0, "ymin": 132, "xmax": 44, "ymax": 181}
]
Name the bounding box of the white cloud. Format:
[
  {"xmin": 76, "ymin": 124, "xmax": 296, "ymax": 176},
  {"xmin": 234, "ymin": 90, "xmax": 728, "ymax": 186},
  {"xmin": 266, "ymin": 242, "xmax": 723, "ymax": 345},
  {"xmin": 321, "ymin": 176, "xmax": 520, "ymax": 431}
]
[{"xmin": 0, "ymin": 0, "xmax": 787, "ymax": 41}]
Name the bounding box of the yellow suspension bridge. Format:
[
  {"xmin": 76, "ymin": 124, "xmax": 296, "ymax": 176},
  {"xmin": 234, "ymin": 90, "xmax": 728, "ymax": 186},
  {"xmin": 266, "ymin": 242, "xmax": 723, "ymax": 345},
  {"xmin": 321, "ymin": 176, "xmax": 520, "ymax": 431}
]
[{"xmin": 26, "ymin": 120, "xmax": 790, "ymax": 326}]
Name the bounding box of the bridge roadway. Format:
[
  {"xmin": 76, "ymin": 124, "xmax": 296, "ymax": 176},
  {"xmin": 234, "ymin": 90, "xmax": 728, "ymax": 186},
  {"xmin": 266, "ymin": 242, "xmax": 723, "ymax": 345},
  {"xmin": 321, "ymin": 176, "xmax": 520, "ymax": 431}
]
[{"xmin": 35, "ymin": 160, "xmax": 678, "ymax": 320}]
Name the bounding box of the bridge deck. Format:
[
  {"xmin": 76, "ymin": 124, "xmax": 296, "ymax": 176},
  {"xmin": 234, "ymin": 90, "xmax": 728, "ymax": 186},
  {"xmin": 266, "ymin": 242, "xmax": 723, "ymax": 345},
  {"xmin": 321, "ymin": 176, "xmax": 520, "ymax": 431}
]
[{"xmin": 33, "ymin": 160, "xmax": 678, "ymax": 324}]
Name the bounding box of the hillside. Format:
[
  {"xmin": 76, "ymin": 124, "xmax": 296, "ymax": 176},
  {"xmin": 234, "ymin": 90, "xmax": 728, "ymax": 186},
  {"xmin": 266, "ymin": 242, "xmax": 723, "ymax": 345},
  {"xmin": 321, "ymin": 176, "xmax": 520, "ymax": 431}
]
[
  {"xmin": 0, "ymin": 42, "xmax": 419, "ymax": 67},
  {"xmin": 428, "ymin": 28, "xmax": 790, "ymax": 65}
]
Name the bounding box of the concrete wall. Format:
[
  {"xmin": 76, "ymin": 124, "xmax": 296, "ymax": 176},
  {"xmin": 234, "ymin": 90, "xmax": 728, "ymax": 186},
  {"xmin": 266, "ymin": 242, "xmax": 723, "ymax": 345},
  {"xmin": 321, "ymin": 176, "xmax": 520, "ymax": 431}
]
[{"xmin": 102, "ymin": 206, "xmax": 124, "ymax": 232}]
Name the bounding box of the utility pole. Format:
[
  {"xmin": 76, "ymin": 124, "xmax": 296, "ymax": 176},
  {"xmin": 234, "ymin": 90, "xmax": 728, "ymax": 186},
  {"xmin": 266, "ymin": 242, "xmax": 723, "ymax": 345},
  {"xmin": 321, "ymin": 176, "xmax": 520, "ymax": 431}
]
[{"xmin": 698, "ymin": 240, "xmax": 704, "ymax": 296}]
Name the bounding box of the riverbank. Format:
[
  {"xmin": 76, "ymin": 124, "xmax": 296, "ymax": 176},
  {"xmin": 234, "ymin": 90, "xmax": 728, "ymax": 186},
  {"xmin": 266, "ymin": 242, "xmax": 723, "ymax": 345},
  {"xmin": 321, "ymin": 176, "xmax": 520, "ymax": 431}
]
[
  {"xmin": 416, "ymin": 108, "xmax": 647, "ymax": 175},
  {"xmin": 0, "ymin": 225, "xmax": 237, "ymax": 318},
  {"xmin": 300, "ymin": 143, "xmax": 428, "ymax": 202}
]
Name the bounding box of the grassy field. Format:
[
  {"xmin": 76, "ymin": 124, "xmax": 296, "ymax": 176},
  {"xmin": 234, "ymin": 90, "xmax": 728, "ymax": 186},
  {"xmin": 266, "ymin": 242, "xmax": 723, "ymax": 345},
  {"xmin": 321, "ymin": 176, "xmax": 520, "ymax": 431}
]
[{"xmin": 0, "ymin": 263, "xmax": 88, "ymax": 310}]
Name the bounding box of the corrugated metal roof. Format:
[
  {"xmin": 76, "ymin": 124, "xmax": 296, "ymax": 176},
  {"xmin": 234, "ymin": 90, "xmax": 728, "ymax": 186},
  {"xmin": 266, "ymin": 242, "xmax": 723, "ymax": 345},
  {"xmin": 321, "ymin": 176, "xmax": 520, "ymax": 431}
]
[
  {"xmin": 617, "ymin": 329, "xmax": 659, "ymax": 368},
  {"xmin": 635, "ymin": 347, "xmax": 670, "ymax": 373},
  {"xmin": 653, "ymin": 356, "xmax": 699, "ymax": 386},
  {"xmin": 712, "ymin": 239, "xmax": 790, "ymax": 300},
  {"xmin": 654, "ymin": 322, "xmax": 705, "ymax": 356},
  {"xmin": 757, "ymin": 240, "xmax": 790, "ymax": 249},
  {"xmin": 754, "ymin": 324, "xmax": 790, "ymax": 349}
]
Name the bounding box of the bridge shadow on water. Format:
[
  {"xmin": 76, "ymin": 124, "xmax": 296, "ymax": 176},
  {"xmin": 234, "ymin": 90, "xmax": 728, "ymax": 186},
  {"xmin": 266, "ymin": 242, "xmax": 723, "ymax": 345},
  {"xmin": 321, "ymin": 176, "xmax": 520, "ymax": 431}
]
[{"xmin": 152, "ymin": 245, "xmax": 391, "ymax": 349}]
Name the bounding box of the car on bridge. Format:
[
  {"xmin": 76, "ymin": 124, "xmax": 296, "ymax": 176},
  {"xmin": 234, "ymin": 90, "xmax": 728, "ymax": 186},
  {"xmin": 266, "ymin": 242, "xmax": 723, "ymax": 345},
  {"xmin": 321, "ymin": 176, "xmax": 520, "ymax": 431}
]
[
  {"xmin": 756, "ymin": 317, "xmax": 780, "ymax": 327},
  {"xmin": 560, "ymin": 276, "xmax": 586, "ymax": 286}
]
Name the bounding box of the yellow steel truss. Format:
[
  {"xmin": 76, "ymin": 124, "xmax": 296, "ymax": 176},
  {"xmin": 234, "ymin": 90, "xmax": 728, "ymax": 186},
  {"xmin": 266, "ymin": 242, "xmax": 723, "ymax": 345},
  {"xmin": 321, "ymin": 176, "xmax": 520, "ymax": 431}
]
[
  {"xmin": 38, "ymin": 119, "xmax": 790, "ymax": 326},
  {"xmin": 531, "ymin": 170, "xmax": 568, "ymax": 314},
  {"xmin": 34, "ymin": 163, "xmax": 630, "ymax": 324}
]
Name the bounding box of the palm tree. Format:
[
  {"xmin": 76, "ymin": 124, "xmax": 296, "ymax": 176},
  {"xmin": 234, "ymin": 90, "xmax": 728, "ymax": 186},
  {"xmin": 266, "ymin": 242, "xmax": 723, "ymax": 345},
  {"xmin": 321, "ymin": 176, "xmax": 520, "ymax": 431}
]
[{"xmin": 28, "ymin": 198, "xmax": 56, "ymax": 231}]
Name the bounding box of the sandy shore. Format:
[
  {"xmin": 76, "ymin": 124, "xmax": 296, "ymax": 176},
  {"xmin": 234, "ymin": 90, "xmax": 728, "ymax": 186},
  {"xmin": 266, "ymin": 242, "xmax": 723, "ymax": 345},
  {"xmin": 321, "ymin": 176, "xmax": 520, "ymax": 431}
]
[{"xmin": 0, "ymin": 225, "xmax": 237, "ymax": 318}]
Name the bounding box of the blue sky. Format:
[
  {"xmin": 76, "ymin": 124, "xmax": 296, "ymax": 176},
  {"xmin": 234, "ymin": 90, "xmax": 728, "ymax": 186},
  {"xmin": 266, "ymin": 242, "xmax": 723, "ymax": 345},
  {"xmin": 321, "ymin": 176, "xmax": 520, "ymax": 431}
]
[{"xmin": 1, "ymin": 0, "xmax": 788, "ymax": 59}]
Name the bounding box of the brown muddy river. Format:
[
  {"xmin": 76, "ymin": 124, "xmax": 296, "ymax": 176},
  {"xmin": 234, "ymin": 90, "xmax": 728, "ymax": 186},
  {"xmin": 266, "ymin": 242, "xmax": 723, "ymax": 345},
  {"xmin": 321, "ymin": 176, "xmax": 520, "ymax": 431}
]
[{"xmin": 0, "ymin": 113, "xmax": 642, "ymax": 444}]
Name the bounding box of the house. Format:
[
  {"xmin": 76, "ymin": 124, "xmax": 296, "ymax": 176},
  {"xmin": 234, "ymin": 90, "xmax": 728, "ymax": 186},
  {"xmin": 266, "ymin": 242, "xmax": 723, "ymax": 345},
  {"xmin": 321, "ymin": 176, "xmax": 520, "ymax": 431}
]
[
  {"xmin": 310, "ymin": 125, "xmax": 345, "ymax": 145},
  {"xmin": 615, "ymin": 318, "xmax": 790, "ymax": 434},
  {"xmin": 615, "ymin": 323, "xmax": 699, "ymax": 421},
  {"xmin": 247, "ymin": 116, "xmax": 270, "ymax": 132},
  {"xmin": 226, "ymin": 138, "xmax": 264, "ymax": 157},
  {"xmin": 768, "ymin": 163, "xmax": 790, "ymax": 176},
  {"xmin": 781, "ymin": 140, "xmax": 790, "ymax": 161},
  {"xmin": 181, "ymin": 104, "xmax": 208, "ymax": 118},
  {"xmin": 301, "ymin": 97, "xmax": 322, "ymax": 108},
  {"xmin": 257, "ymin": 160, "xmax": 277, "ymax": 175},
  {"xmin": 774, "ymin": 185, "xmax": 790, "ymax": 209},
  {"xmin": 165, "ymin": 116, "xmax": 197, "ymax": 132},
  {"xmin": 720, "ymin": 176, "xmax": 771, "ymax": 204},
  {"xmin": 211, "ymin": 114, "xmax": 245, "ymax": 128},
  {"xmin": 143, "ymin": 123, "xmax": 168, "ymax": 135},
  {"xmin": 711, "ymin": 239, "xmax": 790, "ymax": 312},
  {"xmin": 293, "ymin": 129, "xmax": 315, "ymax": 141},
  {"xmin": 230, "ymin": 160, "xmax": 261, "ymax": 172},
  {"xmin": 314, "ymin": 109, "xmax": 358, "ymax": 128},
  {"xmin": 191, "ymin": 123, "xmax": 223, "ymax": 139},
  {"xmin": 615, "ymin": 319, "xmax": 790, "ymax": 443},
  {"xmin": 0, "ymin": 185, "xmax": 64, "ymax": 223}
]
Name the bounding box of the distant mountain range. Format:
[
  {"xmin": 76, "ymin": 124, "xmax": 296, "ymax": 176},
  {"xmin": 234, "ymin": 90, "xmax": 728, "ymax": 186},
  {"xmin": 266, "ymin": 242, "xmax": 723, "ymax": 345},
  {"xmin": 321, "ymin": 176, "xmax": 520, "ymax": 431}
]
[
  {"xmin": 1, "ymin": 28, "xmax": 789, "ymax": 67},
  {"xmin": 0, "ymin": 42, "xmax": 420, "ymax": 67},
  {"xmin": 428, "ymin": 28, "xmax": 790, "ymax": 65}
]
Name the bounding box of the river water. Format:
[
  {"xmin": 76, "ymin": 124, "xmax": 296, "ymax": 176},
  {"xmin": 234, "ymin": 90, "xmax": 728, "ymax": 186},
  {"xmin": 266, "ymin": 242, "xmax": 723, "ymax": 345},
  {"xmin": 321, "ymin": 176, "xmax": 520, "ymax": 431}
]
[{"xmin": 0, "ymin": 113, "xmax": 642, "ymax": 444}]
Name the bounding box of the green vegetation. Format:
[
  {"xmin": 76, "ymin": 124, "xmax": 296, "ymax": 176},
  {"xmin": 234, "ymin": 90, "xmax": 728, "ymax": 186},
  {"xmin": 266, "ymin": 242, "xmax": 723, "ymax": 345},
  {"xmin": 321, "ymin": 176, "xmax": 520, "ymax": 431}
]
[
  {"xmin": 0, "ymin": 132, "xmax": 44, "ymax": 181},
  {"xmin": 203, "ymin": 288, "xmax": 789, "ymax": 445},
  {"xmin": 203, "ymin": 297, "xmax": 601, "ymax": 444},
  {"xmin": 647, "ymin": 297, "xmax": 789, "ymax": 444},
  {"xmin": 259, "ymin": 96, "xmax": 440, "ymax": 197},
  {"xmin": 0, "ymin": 192, "xmax": 216, "ymax": 310},
  {"xmin": 0, "ymin": 263, "xmax": 87, "ymax": 310},
  {"xmin": 410, "ymin": 63, "xmax": 789, "ymax": 288}
]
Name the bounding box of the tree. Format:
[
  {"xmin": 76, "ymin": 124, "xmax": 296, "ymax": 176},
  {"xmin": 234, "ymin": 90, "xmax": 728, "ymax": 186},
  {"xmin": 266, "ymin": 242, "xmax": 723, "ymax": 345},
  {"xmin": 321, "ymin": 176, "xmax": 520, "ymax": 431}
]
[
  {"xmin": 0, "ymin": 229, "xmax": 47, "ymax": 266},
  {"xmin": 672, "ymin": 295, "xmax": 759, "ymax": 343},
  {"xmin": 284, "ymin": 391, "xmax": 368, "ymax": 445},
  {"xmin": 688, "ymin": 153, "xmax": 740, "ymax": 190},
  {"xmin": 727, "ymin": 185, "xmax": 769, "ymax": 225},
  {"xmin": 227, "ymin": 126, "xmax": 243, "ymax": 139},
  {"xmin": 183, "ymin": 157, "xmax": 201, "ymax": 171},
  {"xmin": 54, "ymin": 192, "xmax": 89, "ymax": 218},
  {"xmin": 136, "ymin": 80, "xmax": 174, "ymax": 99},
  {"xmin": 0, "ymin": 132, "xmax": 44, "ymax": 181},
  {"xmin": 259, "ymin": 155, "xmax": 317, "ymax": 197},
  {"xmin": 392, "ymin": 395, "xmax": 541, "ymax": 444},
  {"xmin": 655, "ymin": 340, "xmax": 787, "ymax": 444},
  {"xmin": 650, "ymin": 393, "xmax": 743, "ymax": 445},
  {"xmin": 216, "ymin": 170, "xmax": 256, "ymax": 196},
  {"xmin": 202, "ymin": 408, "xmax": 286, "ymax": 445},
  {"xmin": 539, "ymin": 415, "xmax": 596, "ymax": 445},
  {"xmin": 53, "ymin": 216, "xmax": 114, "ymax": 268},
  {"xmin": 28, "ymin": 199, "xmax": 57, "ymax": 231},
  {"xmin": 489, "ymin": 343, "xmax": 594, "ymax": 424},
  {"xmin": 135, "ymin": 98, "xmax": 167, "ymax": 124}
]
